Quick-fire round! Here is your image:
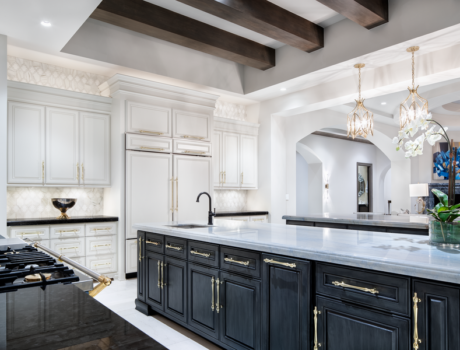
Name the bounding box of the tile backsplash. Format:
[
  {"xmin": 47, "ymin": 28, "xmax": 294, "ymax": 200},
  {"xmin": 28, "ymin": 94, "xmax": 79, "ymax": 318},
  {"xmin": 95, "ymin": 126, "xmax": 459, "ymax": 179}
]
[
  {"xmin": 214, "ymin": 190, "xmax": 247, "ymax": 212},
  {"xmin": 7, "ymin": 187, "xmax": 104, "ymax": 219}
]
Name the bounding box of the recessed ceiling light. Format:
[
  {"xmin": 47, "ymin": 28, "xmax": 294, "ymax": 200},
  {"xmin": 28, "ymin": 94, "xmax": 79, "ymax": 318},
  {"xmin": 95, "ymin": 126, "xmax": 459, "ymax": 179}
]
[
  {"xmin": 280, "ymin": 88, "xmax": 286, "ymax": 91},
  {"xmin": 41, "ymin": 21, "xmax": 52, "ymax": 27},
  {"xmin": 381, "ymin": 102, "xmax": 387, "ymax": 105}
]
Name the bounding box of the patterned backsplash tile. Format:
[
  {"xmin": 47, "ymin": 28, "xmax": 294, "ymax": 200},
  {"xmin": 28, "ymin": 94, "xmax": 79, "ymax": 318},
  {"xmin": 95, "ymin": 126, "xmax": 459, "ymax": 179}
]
[
  {"xmin": 214, "ymin": 190, "xmax": 247, "ymax": 212},
  {"xmin": 7, "ymin": 187, "xmax": 104, "ymax": 219}
]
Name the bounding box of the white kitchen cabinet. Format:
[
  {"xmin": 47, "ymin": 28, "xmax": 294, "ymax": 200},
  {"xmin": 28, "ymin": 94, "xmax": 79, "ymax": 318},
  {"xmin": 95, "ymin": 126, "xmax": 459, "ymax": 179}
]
[
  {"xmin": 50, "ymin": 237, "xmax": 85, "ymax": 258},
  {"xmin": 173, "ymin": 109, "xmax": 211, "ymax": 141},
  {"xmin": 173, "ymin": 154, "xmax": 212, "ymax": 222},
  {"xmin": 126, "ymin": 151, "xmax": 173, "ymax": 239},
  {"xmin": 86, "ymin": 254, "xmax": 117, "ymax": 274},
  {"xmin": 126, "ymin": 101, "xmax": 172, "ymax": 137},
  {"xmin": 173, "ymin": 138, "xmax": 212, "ymax": 156},
  {"xmin": 126, "ymin": 239, "xmax": 138, "ymax": 274},
  {"xmin": 126, "ymin": 133, "xmax": 172, "ymax": 153},
  {"xmin": 7, "ymin": 102, "xmax": 46, "ymax": 184},
  {"xmin": 222, "ymin": 132, "xmax": 240, "ymax": 188},
  {"xmin": 86, "ymin": 235, "xmax": 117, "ymax": 257},
  {"xmin": 46, "ymin": 107, "xmax": 80, "ymax": 185},
  {"xmin": 240, "ymin": 135, "xmax": 258, "ymax": 188},
  {"xmin": 80, "ymin": 112, "xmax": 111, "ymax": 186},
  {"xmin": 213, "ymin": 131, "xmax": 222, "ymax": 187}
]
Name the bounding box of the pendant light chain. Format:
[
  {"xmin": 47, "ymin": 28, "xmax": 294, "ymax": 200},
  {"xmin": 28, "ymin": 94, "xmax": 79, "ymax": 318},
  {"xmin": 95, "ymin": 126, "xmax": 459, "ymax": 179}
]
[{"xmin": 358, "ymin": 66, "xmax": 362, "ymax": 101}]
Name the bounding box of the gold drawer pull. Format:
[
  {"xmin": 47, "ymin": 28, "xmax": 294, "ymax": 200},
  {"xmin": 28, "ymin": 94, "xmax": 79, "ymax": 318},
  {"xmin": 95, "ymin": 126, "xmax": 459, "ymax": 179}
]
[
  {"xmin": 139, "ymin": 237, "xmax": 142, "ymax": 262},
  {"xmin": 140, "ymin": 146, "xmax": 165, "ymax": 151},
  {"xmin": 183, "ymin": 150, "xmax": 205, "ymax": 155},
  {"xmin": 92, "ymin": 227, "xmax": 112, "ymax": 232},
  {"xmin": 58, "ymin": 229, "xmax": 79, "ymax": 234},
  {"xmin": 211, "ymin": 276, "xmax": 215, "ymax": 311},
  {"xmin": 182, "ymin": 135, "xmax": 204, "ymax": 140},
  {"xmin": 191, "ymin": 250, "xmax": 211, "ymax": 258},
  {"xmin": 314, "ymin": 306, "xmax": 321, "ymax": 349},
  {"xmin": 93, "ymin": 243, "xmax": 111, "ymax": 248},
  {"xmin": 413, "ymin": 293, "xmax": 422, "ymax": 349},
  {"xmin": 157, "ymin": 261, "xmax": 161, "ymax": 288},
  {"xmin": 94, "ymin": 262, "xmax": 111, "ymax": 267},
  {"xmin": 146, "ymin": 240, "xmax": 160, "ymax": 246},
  {"xmin": 161, "ymin": 262, "xmax": 165, "ymax": 289},
  {"xmin": 332, "ymin": 281, "xmax": 379, "ymax": 295},
  {"xmin": 216, "ymin": 278, "xmax": 221, "ymax": 313},
  {"xmin": 264, "ymin": 258, "xmax": 296, "ymax": 268},
  {"xmin": 139, "ymin": 130, "xmax": 163, "ymax": 135},
  {"xmin": 253, "ymin": 218, "xmax": 265, "ymax": 222},
  {"xmin": 19, "ymin": 232, "xmax": 45, "ymax": 236},
  {"xmin": 59, "ymin": 246, "xmax": 79, "ymax": 251},
  {"xmin": 225, "ymin": 257, "xmax": 249, "ymax": 266},
  {"xmin": 166, "ymin": 244, "xmax": 182, "ymax": 251}
]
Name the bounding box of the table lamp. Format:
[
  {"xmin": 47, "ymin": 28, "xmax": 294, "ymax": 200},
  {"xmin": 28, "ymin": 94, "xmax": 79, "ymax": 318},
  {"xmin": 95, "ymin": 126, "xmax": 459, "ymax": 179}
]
[{"xmin": 409, "ymin": 184, "xmax": 428, "ymax": 214}]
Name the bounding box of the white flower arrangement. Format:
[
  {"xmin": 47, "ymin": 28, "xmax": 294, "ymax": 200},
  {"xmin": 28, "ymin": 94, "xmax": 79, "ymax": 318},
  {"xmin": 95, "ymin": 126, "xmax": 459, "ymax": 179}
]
[{"xmin": 392, "ymin": 113, "xmax": 449, "ymax": 158}]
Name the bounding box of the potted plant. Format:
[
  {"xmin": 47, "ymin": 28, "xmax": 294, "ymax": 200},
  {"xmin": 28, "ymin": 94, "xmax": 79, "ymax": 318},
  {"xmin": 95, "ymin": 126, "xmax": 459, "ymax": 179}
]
[{"xmin": 425, "ymin": 189, "xmax": 460, "ymax": 246}]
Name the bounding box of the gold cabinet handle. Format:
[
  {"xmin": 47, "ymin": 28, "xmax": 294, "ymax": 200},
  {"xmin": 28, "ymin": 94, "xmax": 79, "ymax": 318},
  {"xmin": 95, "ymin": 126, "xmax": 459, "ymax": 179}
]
[
  {"xmin": 241, "ymin": 172, "xmax": 244, "ymax": 185},
  {"xmin": 183, "ymin": 150, "xmax": 205, "ymax": 155},
  {"xmin": 59, "ymin": 246, "xmax": 79, "ymax": 251},
  {"xmin": 190, "ymin": 250, "xmax": 211, "ymax": 258},
  {"xmin": 157, "ymin": 260, "xmax": 161, "ymax": 288},
  {"xmin": 252, "ymin": 218, "xmax": 265, "ymax": 222},
  {"xmin": 42, "ymin": 161, "xmax": 45, "ymax": 184},
  {"xmin": 264, "ymin": 258, "xmax": 296, "ymax": 269},
  {"xmin": 140, "ymin": 146, "xmax": 165, "ymax": 151},
  {"xmin": 81, "ymin": 163, "xmax": 85, "ymax": 182},
  {"xmin": 224, "ymin": 171, "xmax": 226, "ymax": 184},
  {"xmin": 182, "ymin": 135, "xmax": 204, "ymax": 140},
  {"xmin": 58, "ymin": 229, "xmax": 79, "ymax": 234},
  {"xmin": 220, "ymin": 171, "xmax": 223, "ymax": 186},
  {"xmin": 93, "ymin": 262, "xmax": 111, "ymax": 267},
  {"xmin": 161, "ymin": 262, "xmax": 165, "ymax": 289},
  {"xmin": 332, "ymin": 281, "xmax": 379, "ymax": 295},
  {"xmin": 139, "ymin": 129, "xmax": 163, "ymax": 135},
  {"xmin": 175, "ymin": 178, "xmax": 178, "ymax": 211},
  {"xmin": 138, "ymin": 237, "xmax": 142, "ymax": 262},
  {"xmin": 216, "ymin": 278, "xmax": 222, "ymax": 313},
  {"xmin": 170, "ymin": 178, "xmax": 174, "ymax": 212},
  {"xmin": 93, "ymin": 243, "xmax": 111, "ymax": 248},
  {"xmin": 92, "ymin": 227, "xmax": 112, "ymax": 232},
  {"xmin": 166, "ymin": 244, "xmax": 182, "ymax": 251},
  {"xmin": 413, "ymin": 293, "xmax": 422, "ymax": 349},
  {"xmin": 76, "ymin": 163, "xmax": 80, "ymax": 181},
  {"xmin": 224, "ymin": 257, "xmax": 249, "ymax": 266},
  {"xmin": 211, "ymin": 276, "xmax": 215, "ymax": 311},
  {"xmin": 314, "ymin": 306, "xmax": 321, "ymax": 349},
  {"xmin": 19, "ymin": 232, "xmax": 45, "ymax": 236},
  {"xmin": 146, "ymin": 240, "xmax": 160, "ymax": 246}
]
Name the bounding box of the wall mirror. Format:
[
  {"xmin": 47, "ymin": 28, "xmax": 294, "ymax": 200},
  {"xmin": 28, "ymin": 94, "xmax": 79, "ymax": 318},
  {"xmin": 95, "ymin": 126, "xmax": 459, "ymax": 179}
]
[{"xmin": 357, "ymin": 163, "xmax": 373, "ymax": 212}]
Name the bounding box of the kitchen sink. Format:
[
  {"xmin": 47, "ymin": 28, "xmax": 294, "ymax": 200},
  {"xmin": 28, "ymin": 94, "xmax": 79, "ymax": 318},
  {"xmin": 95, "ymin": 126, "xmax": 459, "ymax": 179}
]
[{"xmin": 166, "ymin": 224, "xmax": 214, "ymax": 229}]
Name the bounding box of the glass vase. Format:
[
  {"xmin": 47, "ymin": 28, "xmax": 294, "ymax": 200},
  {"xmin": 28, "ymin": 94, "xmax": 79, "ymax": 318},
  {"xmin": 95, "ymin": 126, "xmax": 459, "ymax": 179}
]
[{"xmin": 429, "ymin": 221, "xmax": 460, "ymax": 247}]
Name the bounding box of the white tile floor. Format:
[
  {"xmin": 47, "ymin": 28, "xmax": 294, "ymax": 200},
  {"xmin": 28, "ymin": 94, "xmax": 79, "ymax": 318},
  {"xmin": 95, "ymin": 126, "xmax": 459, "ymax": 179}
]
[{"xmin": 94, "ymin": 278, "xmax": 223, "ymax": 350}]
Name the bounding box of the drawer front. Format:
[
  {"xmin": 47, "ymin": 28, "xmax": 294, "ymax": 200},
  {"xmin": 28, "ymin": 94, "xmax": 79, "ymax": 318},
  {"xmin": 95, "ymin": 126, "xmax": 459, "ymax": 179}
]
[
  {"xmin": 316, "ymin": 263, "xmax": 410, "ymax": 316},
  {"xmin": 145, "ymin": 232, "xmax": 164, "ymax": 254},
  {"xmin": 86, "ymin": 222, "xmax": 118, "ymax": 237},
  {"xmin": 50, "ymin": 225, "xmax": 85, "ymax": 239},
  {"xmin": 50, "ymin": 238, "xmax": 85, "ymax": 258},
  {"xmin": 165, "ymin": 236, "xmax": 187, "ymax": 260},
  {"xmin": 86, "ymin": 235, "xmax": 117, "ymax": 257},
  {"xmin": 172, "ymin": 109, "xmax": 211, "ymax": 142},
  {"xmin": 10, "ymin": 226, "xmax": 50, "ymax": 241},
  {"xmin": 86, "ymin": 254, "xmax": 117, "ymax": 274},
  {"xmin": 220, "ymin": 246, "xmax": 261, "ymax": 278},
  {"xmin": 126, "ymin": 101, "xmax": 172, "ymax": 137},
  {"xmin": 126, "ymin": 133, "xmax": 172, "ymax": 153},
  {"xmin": 250, "ymin": 215, "xmax": 267, "ymax": 223},
  {"xmin": 188, "ymin": 241, "xmax": 219, "ymax": 268},
  {"xmin": 172, "ymin": 139, "xmax": 212, "ymax": 156}
]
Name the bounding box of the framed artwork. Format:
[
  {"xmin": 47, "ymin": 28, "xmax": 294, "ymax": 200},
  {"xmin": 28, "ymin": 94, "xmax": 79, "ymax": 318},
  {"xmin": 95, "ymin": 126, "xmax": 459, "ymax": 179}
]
[{"xmin": 432, "ymin": 141, "xmax": 460, "ymax": 180}]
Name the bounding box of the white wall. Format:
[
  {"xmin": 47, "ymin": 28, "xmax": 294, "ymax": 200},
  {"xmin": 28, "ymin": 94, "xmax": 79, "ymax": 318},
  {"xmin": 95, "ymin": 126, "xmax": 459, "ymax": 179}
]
[
  {"xmin": 384, "ymin": 169, "xmax": 392, "ymax": 214},
  {"xmin": 296, "ymin": 152, "xmax": 309, "ymax": 216},
  {"xmin": 0, "ymin": 35, "xmax": 6, "ymax": 236}
]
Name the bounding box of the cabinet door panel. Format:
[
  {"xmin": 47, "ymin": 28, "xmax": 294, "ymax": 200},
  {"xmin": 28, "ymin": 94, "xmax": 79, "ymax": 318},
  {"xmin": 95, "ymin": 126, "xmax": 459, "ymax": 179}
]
[
  {"xmin": 188, "ymin": 263, "xmax": 220, "ymax": 339},
  {"xmin": 220, "ymin": 272, "xmax": 261, "ymax": 350},
  {"xmin": 80, "ymin": 112, "xmax": 110, "ymax": 186},
  {"xmin": 240, "ymin": 135, "xmax": 257, "ymax": 188},
  {"xmin": 126, "ymin": 151, "xmax": 172, "ymax": 239},
  {"xmin": 316, "ymin": 296, "xmax": 410, "ymax": 350},
  {"xmin": 137, "ymin": 232, "xmax": 146, "ymax": 303},
  {"xmin": 46, "ymin": 107, "xmax": 79, "ymax": 185},
  {"xmin": 8, "ymin": 102, "xmax": 45, "ymax": 184},
  {"xmin": 174, "ymin": 155, "xmax": 212, "ymax": 222},
  {"xmin": 413, "ymin": 280, "xmax": 460, "ymax": 350},
  {"xmin": 262, "ymin": 254, "xmax": 311, "ymax": 350},
  {"xmin": 222, "ymin": 132, "xmax": 240, "ymax": 187},
  {"xmin": 173, "ymin": 109, "xmax": 211, "ymax": 141},
  {"xmin": 146, "ymin": 251, "xmax": 164, "ymax": 312},
  {"xmin": 126, "ymin": 101, "xmax": 171, "ymax": 137},
  {"xmin": 213, "ymin": 131, "xmax": 222, "ymax": 187},
  {"xmin": 165, "ymin": 256, "xmax": 187, "ymax": 323}
]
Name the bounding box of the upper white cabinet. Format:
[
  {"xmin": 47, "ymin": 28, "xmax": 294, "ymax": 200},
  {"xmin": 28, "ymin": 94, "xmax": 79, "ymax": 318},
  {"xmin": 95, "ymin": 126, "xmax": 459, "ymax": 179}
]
[
  {"xmin": 173, "ymin": 109, "xmax": 211, "ymax": 141},
  {"xmin": 7, "ymin": 102, "xmax": 45, "ymax": 184},
  {"xmin": 126, "ymin": 101, "xmax": 172, "ymax": 137},
  {"xmin": 223, "ymin": 132, "xmax": 240, "ymax": 187},
  {"xmin": 46, "ymin": 108, "xmax": 80, "ymax": 185},
  {"xmin": 80, "ymin": 112, "xmax": 111, "ymax": 186},
  {"xmin": 212, "ymin": 130, "xmax": 222, "ymax": 187},
  {"xmin": 240, "ymin": 135, "xmax": 258, "ymax": 188}
]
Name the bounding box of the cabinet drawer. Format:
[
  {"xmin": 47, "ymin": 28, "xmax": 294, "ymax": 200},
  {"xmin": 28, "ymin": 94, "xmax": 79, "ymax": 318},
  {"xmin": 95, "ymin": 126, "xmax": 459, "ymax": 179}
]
[
  {"xmin": 50, "ymin": 238, "xmax": 85, "ymax": 258},
  {"xmin": 172, "ymin": 109, "xmax": 211, "ymax": 141},
  {"xmin": 316, "ymin": 263, "xmax": 410, "ymax": 316},
  {"xmin": 165, "ymin": 236, "xmax": 187, "ymax": 259},
  {"xmin": 126, "ymin": 133, "xmax": 172, "ymax": 153},
  {"xmin": 86, "ymin": 222, "xmax": 117, "ymax": 237},
  {"xmin": 188, "ymin": 241, "xmax": 219, "ymax": 268},
  {"xmin": 86, "ymin": 254, "xmax": 117, "ymax": 274},
  {"xmin": 86, "ymin": 235, "xmax": 117, "ymax": 257},
  {"xmin": 220, "ymin": 246, "xmax": 261, "ymax": 278},
  {"xmin": 145, "ymin": 232, "xmax": 164, "ymax": 253},
  {"xmin": 50, "ymin": 225, "xmax": 85, "ymax": 239},
  {"xmin": 10, "ymin": 226, "xmax": 49, "ymax": 241},
  {"xmin": 126, "ymin": 101, "xmax": 172, "ymax": 137},
  {"xmin": 172, "ymin": 139, "xmax": 212, "ymax": 156}
]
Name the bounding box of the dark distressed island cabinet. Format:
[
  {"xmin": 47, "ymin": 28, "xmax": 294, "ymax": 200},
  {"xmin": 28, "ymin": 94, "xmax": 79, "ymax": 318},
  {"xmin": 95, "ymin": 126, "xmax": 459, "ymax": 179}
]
[{"xmin": 135, "ymin": 230, "xmax": 460, "ymax": 350}]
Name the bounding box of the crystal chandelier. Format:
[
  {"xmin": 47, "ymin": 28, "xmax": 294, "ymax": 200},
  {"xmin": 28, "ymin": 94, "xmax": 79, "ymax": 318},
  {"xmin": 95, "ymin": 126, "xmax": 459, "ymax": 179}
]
[
  {"xmin": 399, "ymin": 46, "xmax": 428, "ymax": 130},
  {"xmin": 347, "ymin": 63, "xmax": 374, "ymax": 139}
]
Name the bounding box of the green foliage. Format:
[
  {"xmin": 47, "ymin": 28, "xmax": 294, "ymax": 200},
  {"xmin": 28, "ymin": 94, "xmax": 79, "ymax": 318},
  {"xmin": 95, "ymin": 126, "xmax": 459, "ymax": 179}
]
[{"xmin": 427, "ymin": 189, "xmax": 460, "ymax": 222}]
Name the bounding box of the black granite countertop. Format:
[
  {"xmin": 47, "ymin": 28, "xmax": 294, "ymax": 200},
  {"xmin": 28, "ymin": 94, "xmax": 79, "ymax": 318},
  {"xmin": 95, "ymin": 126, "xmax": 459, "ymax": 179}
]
[
  {"xmin": 215, "ymin": 211, "xmax": 269, "ymax": 217},
  {"xmin": 0, "ymin": 283, "xmax": 166, "ymax": 350},
  {"xmin": 7, "ymin": 215, "xmax": 119, "ymax": 227}
]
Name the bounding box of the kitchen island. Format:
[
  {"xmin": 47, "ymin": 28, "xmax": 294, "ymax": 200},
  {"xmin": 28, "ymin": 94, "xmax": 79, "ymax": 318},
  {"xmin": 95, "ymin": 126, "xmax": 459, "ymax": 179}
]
[{"xmin": 134, "ymin": 220, "xmax": 460, "ymax": 350}]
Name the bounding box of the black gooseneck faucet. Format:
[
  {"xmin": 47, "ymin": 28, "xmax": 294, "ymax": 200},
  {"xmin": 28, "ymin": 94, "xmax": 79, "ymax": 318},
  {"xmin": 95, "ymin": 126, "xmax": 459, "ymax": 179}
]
[{"xmin": 196, "ymin": 192, "xmax": 215, "ymax": 225}]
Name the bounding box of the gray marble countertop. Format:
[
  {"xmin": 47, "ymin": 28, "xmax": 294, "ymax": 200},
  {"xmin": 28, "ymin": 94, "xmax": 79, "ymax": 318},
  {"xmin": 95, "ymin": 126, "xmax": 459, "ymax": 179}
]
[
  {"xmin": 133, "ymin": 220, "xmax": 460, "ymax": 285},
  {"xmin": 282, "ymin": 214, "xmax": 430, "ymax": 229}
]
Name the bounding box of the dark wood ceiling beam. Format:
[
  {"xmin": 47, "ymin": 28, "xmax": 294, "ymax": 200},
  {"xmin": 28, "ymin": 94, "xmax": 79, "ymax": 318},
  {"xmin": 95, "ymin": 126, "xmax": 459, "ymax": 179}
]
[
  {"xmin": 90, "ymin": 0, "xmax": 275, "ymax": 70},
  {"xmin": 317, "ymin": 0, "xmax": 388, "ymax": 29},
  {"xmin": 176, "ymin": 0, "xmax": 324, "ymax": 52}
]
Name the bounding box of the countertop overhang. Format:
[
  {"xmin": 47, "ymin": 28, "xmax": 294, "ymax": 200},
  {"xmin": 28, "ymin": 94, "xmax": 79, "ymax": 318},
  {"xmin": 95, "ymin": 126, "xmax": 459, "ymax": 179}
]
[
  {"xmin": 7, "ymin": 215, "xmax": 119, "ymax": 226},
  {"xmin": 134, "ymin": 221, "xmax": 460, "ymax": 285}
]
